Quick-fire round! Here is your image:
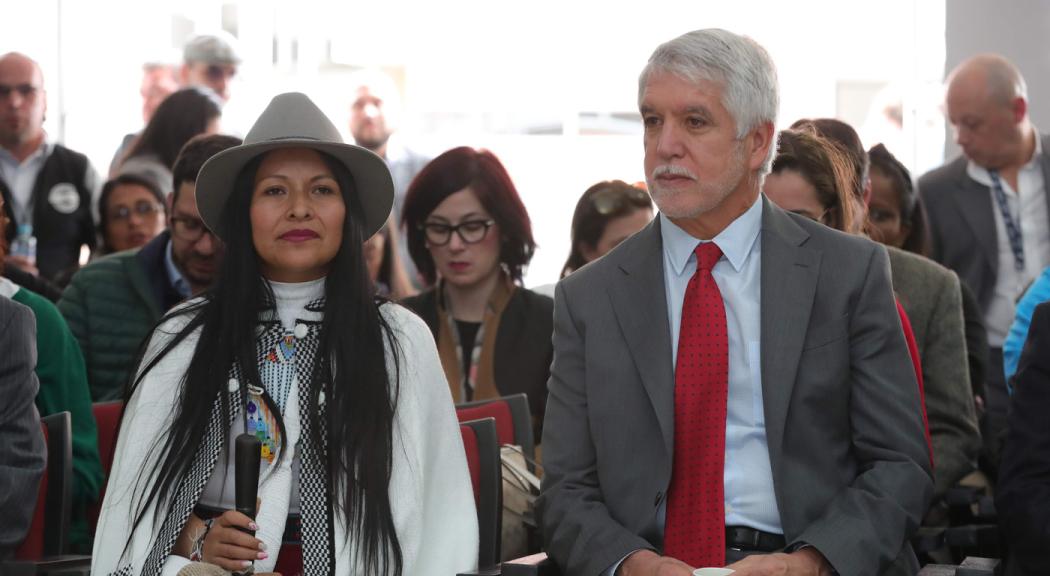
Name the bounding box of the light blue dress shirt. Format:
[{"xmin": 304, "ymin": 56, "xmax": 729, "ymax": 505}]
[
  {"xmin": 164, "ymin": 238, "xmax": 192, "ymax": 299},
  {"xmin": 661, "ymin": 197, "xmax": 782, "ymax": 534},
  {"xmin": 0, "ymin": 141, "xmax": 53, "ymax": 225}
]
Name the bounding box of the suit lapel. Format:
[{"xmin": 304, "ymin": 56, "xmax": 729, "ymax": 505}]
[
  {"xmin": 606, "ymin": 219, "xmax": 676, "ymax": 453},
  {"xmin": 952, "ymin": 166, "xmax": 998, "ymax": 272},
  {"xmin": 759, "ymin": 198, "xmax": 820, "ymax": 467}
]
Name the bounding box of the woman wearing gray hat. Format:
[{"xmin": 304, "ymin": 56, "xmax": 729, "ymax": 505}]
[{"xmin": 92, "ymin": 93, "xmax": 478, "ymax": 576}]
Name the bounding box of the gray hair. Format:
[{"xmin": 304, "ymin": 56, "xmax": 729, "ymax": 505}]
[{"xmin": 639, "ymin": 29, "xmax": 780, "ymax": 174}]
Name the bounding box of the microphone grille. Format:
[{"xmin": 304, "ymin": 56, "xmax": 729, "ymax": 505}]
[{"xmin": 176, "ymin": 562, "xmax": 229, "ymax": 576}]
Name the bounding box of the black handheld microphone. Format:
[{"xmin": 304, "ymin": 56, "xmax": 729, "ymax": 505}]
[{"xmin": 234, "ymin": 433, "xmax": 261, "ymax": 575}]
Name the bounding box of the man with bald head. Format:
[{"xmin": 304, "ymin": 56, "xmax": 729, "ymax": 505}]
[
  {"xmin": 919, "ymin": 54, "xmax": 1050, "ymax": 472},
  {"xmin": 0, "ymin": 52, "xmax": 99, "ymax": 282}
]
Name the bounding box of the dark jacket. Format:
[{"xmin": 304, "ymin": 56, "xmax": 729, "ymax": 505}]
[
  {"xmin": 997, "ymin": 301, "xmax": 1050, "ymax": 575},
  {"xmin": 0, "ymin": 144, "xmax": 96, "ymax": 282},
  {"xmin": 401, "ymin": 285, "xmax": 554, "ymax": 435},
  {"xmin": 58, "ymin": 232, "xmax": 181, "ymax": 401},
  {"xmin": 3, "ymin": 262, "xmax": 63, "ymax": 302}
]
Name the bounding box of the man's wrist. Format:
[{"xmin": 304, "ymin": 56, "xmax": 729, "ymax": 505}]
[
  {"xmin": 788, "ymin": 546, "xmax": 834, "ymax": 576},
  {"xmin": 618, "ymin": 549, "xmax": 659, "ymax": 576}
]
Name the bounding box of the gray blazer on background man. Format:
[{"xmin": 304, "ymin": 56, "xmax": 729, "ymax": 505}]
[
  {"xmin": 918, "ymin": 132, "xmax": 1050, "ymax": 313},
  {"xmin": 0, "ymin": 297, "xmax": 46, "ymax": 558},
  {"xmin": 538, "ymin": 196, "xmax": 933, "ymax": 576}
]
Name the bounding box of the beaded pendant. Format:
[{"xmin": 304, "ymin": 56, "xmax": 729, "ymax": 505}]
[
  {"xmin": 266, "ymin": 335, "xmax": 296, "ymax": 363},
  {"xmin": 246, "ymin": 385, "xmax": 281, "ymax": 464}
]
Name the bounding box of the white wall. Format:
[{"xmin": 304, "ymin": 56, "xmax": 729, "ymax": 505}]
[
  {"xmin": 6, "ymin": 0, "xmax": 948, "ymax": 287},
  {"xmin": 943, "ymin": 0, "xmax": 1050, "ymax": 162}
]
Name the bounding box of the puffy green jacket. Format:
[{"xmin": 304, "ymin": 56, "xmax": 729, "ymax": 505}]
[{"xmin": 58, "ymin": 233, "xmax": 175, "ymax": 401}]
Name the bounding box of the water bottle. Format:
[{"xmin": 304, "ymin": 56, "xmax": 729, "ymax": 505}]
[{"xmin": 10, "ymin": 224, "xmax": 37, "ymax": 266}]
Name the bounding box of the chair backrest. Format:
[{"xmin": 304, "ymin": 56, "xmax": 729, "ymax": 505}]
[
  {"xmin": 457, "ymin": 393, "xmax": 534, "ymax": 463},
  {"xmin": 92, "ymin": 401, "xmax": 123, "ymax": 474},
  {"xmin": 460, "ymin": 417, "xmax": 502, "ymax": 570},
  {"xmin": 15, "ymin": 411, "xmax": 72, "ymax": 560},
  {"xmin": 87, "ymin": 401, "xmax": 123, "ymax": 537}
]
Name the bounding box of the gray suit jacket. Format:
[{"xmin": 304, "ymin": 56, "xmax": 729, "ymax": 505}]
[
  {"xmin": 917, "ymin": 133, "xmax": 1050, "ymax": 313},
  {"xmin": 887, "ymin": 246, "xmax": 981, "ymax": 500},
  {"xmin": 0, "ymin": 297, "xmax": 46, "ymax": 558},
  {"xmin": 538, "ymin": 197, "xmax": 933, "ymax": 576}
]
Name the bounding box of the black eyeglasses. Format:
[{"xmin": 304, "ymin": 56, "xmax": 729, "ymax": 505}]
[
  {"xmin": 109, "ymin": 200, "xmax": 163, "ymax": 222},
  {"xmin": 590, "ymin": 186, "xmax": 651, "ymax": 215},
  {"xmin": 0, "ymin": 83, "xmax": 39, "ymax": 99},
  {"xmin": 171, "ymin": 216, "xmax": 212, "ymax": 242},
  {"xmin": 421, "ymin": 219, "xmax": 495, "ymax": 246}
]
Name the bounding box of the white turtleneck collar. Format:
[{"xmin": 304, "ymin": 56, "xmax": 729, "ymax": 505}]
[{"xmin": 267, "ymin": 276, "xmax": 326, "ymax": 332}]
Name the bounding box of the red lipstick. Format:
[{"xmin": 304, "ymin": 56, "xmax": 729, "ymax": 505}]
[{"xmin": 279, "ymin": 229, "xmax": 320, "ymax": 242}]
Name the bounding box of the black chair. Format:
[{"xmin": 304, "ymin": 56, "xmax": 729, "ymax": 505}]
[
  {"xmin": 459, "ymin": 417, "xmax": 503, "ymax": 574},
  {"xmin": 15, "ymin": 412, "xmax": 72, "ymax": 559},
  {"xmin": 5, "ymin": 412, "xmax": 91, "ymax": 576},
  {"xmin": 918, "ymin": 557, "xmax": 1000, "ymax": 576}
]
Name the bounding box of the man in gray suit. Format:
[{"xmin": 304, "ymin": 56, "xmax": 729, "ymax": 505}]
[
  {"xmin": 538, "ymin": 29, "xmax": 933, "ymax": 576},
  {"xmin": 918, "ymin": 54, "xmax": 1050, "ymax": 471},
  {"xmin": 0, "ymin": 296, "xmax": 46, "ymax": 558}
]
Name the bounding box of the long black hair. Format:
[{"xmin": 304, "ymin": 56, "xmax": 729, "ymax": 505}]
[
  {"xmin": 123, "ymin": 149, "xmax": 403, "ymax": 575},
  {"xmin": 122, "ymin": 87, "xmax": 223, "ymax": 171}
]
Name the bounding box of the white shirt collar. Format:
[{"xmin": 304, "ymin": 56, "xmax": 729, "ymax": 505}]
[{"xmin": 660, "ymin": 195, "xmax": 764, "ymax": 276}]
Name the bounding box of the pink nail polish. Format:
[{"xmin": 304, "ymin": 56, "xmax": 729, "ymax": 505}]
[
  {"xmin": 258, "ymin": 552, "xmax": 268, "ymax": 560},
  {"xmin": 248, "ymin": 522, "xmax": 259, "ymax": 531}
]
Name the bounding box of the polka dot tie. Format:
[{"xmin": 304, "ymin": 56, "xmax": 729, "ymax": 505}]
[{"xmin": 664, "ymin": 242, "xmax": 727, "ymax": 568}]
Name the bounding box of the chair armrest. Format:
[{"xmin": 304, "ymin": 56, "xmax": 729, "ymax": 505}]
[
  {"xmin": 0, "ymin": 555, "xmax": 92, "ymax": 576},
  {"xmin": 456, "ymin": 567, "xmax": 502, "ymax": 576},
  {"xmin": 956, "ymin": 557, "xmax": 1000, "ymax": 576},
  {"xmin": 944, "ymin": 524, "xmax": 999, "ymax": 549},
  {"xmin": 455, "ymin": 553, "xmax": 562, "ymax": 576},
  {"xmin": 916, "ymin": 565, "xmax": 959, "ymax": 576},
  {"xmin": 502, "ymin": 553, "xmax": 560, "ymax": 576}
]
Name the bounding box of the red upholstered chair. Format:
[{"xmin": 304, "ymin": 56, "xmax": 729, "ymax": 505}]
[
  {"xmin": 92, "ymin": 401, "xmax": 123, "ymax": 476},
  {"xmin": 86, "ymin": 400, "xmax": 123, "ymax": 535},
  {"xmin": 459, "ymin": 417, "xmax": 502, "ymax": 572},
  {"xmin": 456, "ymin": 393, "xmax": 535, "ymax": 468},
  {"xmin": 15, "ymin": 412, "xmax": 71, "ymax": 560}
]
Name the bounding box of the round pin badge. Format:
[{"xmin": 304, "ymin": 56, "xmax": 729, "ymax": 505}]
[{"xmin": 47, "ymin": 183, "xmax": 81, "ymax": 214}]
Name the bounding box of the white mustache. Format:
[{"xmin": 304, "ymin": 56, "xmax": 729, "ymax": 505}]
[{"xmin": 651, "ymin": 165, "xmax": 697, "ymax": 180}]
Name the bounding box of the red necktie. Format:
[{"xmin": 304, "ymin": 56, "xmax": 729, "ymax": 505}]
[{"xmin": 664, "ymin": 242, "xmax": 728, "ymax": 568}]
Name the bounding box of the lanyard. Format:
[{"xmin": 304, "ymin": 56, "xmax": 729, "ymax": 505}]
[
  {"xmin": 442, "ymin": 286, "xmax": 489, "ymax": 401},
  {"xmin": 988, "ymin": 170, "xmax": 1026, "ymax": 272}
]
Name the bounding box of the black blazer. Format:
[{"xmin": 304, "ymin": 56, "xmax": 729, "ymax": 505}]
[
  {"xmin": 400, "ymin": 286, "xmax": 554, "ymax": 435},
  {"xmin": 997, "ymin": 301, "xmax": 1050, "ymax": 575}
]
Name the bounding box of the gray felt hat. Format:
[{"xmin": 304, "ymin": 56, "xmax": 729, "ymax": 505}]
[
  {"xmin": 183, "ymin": 33, "xmax": 242, "ymax": 65},
  {"xmin": 195, "ymin": 92, "xmax": 394, "ymax": 241}
]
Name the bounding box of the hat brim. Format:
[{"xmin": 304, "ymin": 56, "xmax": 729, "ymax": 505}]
[{"xmin": 195, "ymin": 138, "xmax": 394, "ymax": 242}]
